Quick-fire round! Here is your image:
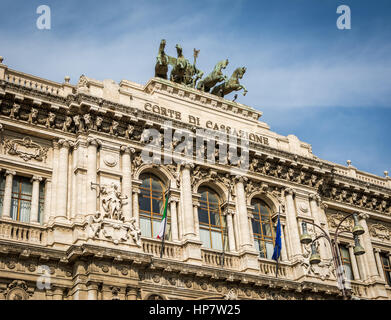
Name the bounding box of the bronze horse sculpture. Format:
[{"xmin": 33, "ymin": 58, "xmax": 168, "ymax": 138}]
[
  {"xmin": 211, "ymin": 67, "xmax": 248, "ymax": 98},
  {"xmin": 154, "ymin": 39, "xmax": 169, "ymax": 79},
  {"xmin": 183, "ymin": 49, "xmax": 204, "ymax": 88},
  {"xmin": 169, "ymin": 44, "xmax": 189, "ymax": 84},
  {"xmin": 197, "ymin": 59, "xmax": 228, "ymax": 92}
]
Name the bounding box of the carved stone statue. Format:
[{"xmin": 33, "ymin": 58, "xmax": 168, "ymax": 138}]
[
  {"xmin": 197, "ymin": 59, "xmax": 228, "ymax": 92},
  {"xmin": 211, "ymin": 67, "xmax": 248, "ymax": 98}
]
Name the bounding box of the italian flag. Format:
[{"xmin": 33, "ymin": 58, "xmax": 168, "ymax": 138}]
[{"xmin": 157, "ymin": 189, "xmax": 170, "ymax": 239}]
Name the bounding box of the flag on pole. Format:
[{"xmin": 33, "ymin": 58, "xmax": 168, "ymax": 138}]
[
  {"xmin": 272, "ymin": 207, "xmax": 282, "ymax": 277},
  {"xmin": 157, "ymin": 188, "xmax": 170, "ymax": 240}
]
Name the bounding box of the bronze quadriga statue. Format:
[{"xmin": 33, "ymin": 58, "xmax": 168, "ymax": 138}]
[{"xmin": 154, "ymin": 39, "xmax": 248, "ymax": 98}]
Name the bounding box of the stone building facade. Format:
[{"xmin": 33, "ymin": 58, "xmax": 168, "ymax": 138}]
[{"xmin": 0, "ymin": 56, "xmax": 390, "ymax": 300}]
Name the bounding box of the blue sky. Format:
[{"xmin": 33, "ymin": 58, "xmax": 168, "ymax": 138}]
[{"xmin": 0, "ymin": 0, "xmax": 390, "ymax": 176}]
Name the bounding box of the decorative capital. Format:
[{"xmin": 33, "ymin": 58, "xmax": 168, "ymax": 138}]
[
  {"xmin": 120, "ymin": 145, "xmax": 136, "ymax": 154},
  {"xmin": 58, "ymin": 139, "xmax": 73, "ymax": 149},
  {"xmin": 87, "ymin": 137, "xmax": 102, "ymax": 148},
  {"xmin": 374, "ymin": 248, "xmax": 381, "ymax": 253},
  {"xmin": 170, "ymin": 197, "xmax": 180, "ymax": 204},
  {"xmin": 309, "ymin": 193, "xmax": 320, "ymax": 203},
  {"xmin": 284, "ymin": 187, "xmax": 295, "ymax": 196},
  {"xmin": 5, "ymin": 170, "xmax": 16, "ymax": 177},
  {"xmin": 31, "ymin": 176, "xmax": 43, "ymax": 182},
  {"xmin": 45, "ymin": 178, "xmax": 52, "ymax": 184},
  {"xmin": 179, "ymin": 161, "xmax": 194, "ymax": 170},
  {"xmin": 358, "ymin": 212, "xmax": 369, "ymax": 220},
  {"xmin": 233, "ymin": 175, "xmax": 248, "ymax": 184}
]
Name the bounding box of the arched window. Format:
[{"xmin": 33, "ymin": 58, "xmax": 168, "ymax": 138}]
[
  {"xmin": 198, "ymin": 186, "xmax": 227, "ymax": 250},
  {"xmin": 139, "ymin": 173, "xmax": 171, "ymax": 239},
  {"xmin": 251, "ymin": 199, "xmax": 275, "ymax": 259}
]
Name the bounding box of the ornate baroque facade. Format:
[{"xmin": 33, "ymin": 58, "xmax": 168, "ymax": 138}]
[{"xmin": 0, "ymin": 56, "xmax": 390, "ymax": 300}]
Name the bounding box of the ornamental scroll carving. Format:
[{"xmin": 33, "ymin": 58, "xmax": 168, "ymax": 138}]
[
  {"xmin": 369, "ymin": 223, "xmax": 391, "ymax": 241},
  {"xmin": 326, "ymin": 212, "xmax": 354, "ymax": 232},
  {"xmin": 3, "ymin": 136, "xmax": 48, "ymax": 162},
  {"xmin": 87, "ymin": 183, "xmax": 141, "ymax": 246}
]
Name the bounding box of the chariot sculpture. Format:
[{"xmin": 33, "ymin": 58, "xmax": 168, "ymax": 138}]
[{"xmin": 154, "ymin": 39, "xmax": 248, "ymax": 98}]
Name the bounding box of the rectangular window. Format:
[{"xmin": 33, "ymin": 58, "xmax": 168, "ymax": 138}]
[
  {"xmin": 339, "ymin": 244, "xmax": 354, "ymax": 281},
  {"xmin": 380, "ymin": 253, "xmax": 391, "ymax": 286},
  {"xmin": 11, "ymin": 176, "xmax": 32, "ymax": 222}
]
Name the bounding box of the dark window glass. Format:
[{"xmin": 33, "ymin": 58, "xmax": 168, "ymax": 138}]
[
  {"xmin": 198, "ymin": 187, "xmax": 227, "ymax": 251},
  {"xmin": 251, "ymin": 199, "xmax": 275, "ymax": 260},
  {"xmin": 380, "ymin": 253, "xmax": 391, "ymax": 286},
  {"xmin": 138, "ymin": 173, "xmax": 170, "ymax": 240}
]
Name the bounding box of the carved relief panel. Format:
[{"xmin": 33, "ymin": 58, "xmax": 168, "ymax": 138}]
[{"xmin": 1, "ymin": 132, "xmax": 52, "ymax": 166}]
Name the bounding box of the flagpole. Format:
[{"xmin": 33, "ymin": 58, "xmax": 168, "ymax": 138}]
[
  {"xmin": 160, "ymin": 186, "xmax": 170, "ymax": 258},
  {"xmin": 275, "ymin": 206, "xmax": 281, "ymax": 278},
  {"xmin": 221, "ymin": 182, "xmax": 231, "ymax": 267}
]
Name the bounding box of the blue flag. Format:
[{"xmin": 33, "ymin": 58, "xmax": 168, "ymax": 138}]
[{"xmin": 272, "ymin": 213, "xmax": 282, "ymax": 261}]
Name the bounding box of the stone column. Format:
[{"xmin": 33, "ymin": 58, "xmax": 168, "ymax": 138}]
[
  {"xmin": 132, "ymin": 188, "xmax": 140, "ymax": 228},
  {"xmin": 348, "ymin": 244, "xmax": 361, "ymax": 280},
  {"xmin": 234, "ymin": 176, "xmax": 252, "ymax": 250},
  {"xmin": 86, "ymin": 138, "xmax": 101, "ymax": 217},
  {"xmin": 374, "ymin": 248, "xmax": 386, "ymax": 282},
  {"xmin": 49, "ymin": 141, "xmax": 59, "ymax": 222},
  {"xmin": 248, "ymin": 212, "xmax": 255, "ymax": 249},
  {"xmin": 30, "ymin": 175, "xmax": 42, "ymax": 224},
  {"xmin": 56, "ymin": 139, "xmax": 72, "ymax": 222},
  {"xmin": 170, "ymin": 197, "xmax": 179, "ymax": 241},
  {"xmin": 87, "ymin": 282, "xmax": 99, "ymax": 300},
  {"xmin": 309, "ymin": 193, "xmax": 327, "ymax": 260},
  {"xmin": 284, "ymin": 188, "xmax": 302, "ymax": 259},
  {"xmin": 359, "ymin": 212, "xmax": 379, "ymax": 281},
  {"xmin": 2, "ymin": 170, "xmax": 15, "ymax": 219},
  {"xmin": 126, "ymin": 286, "xmax": 138, "ymax": 300},
  {"xmin": 179, "ymin": 162, "xmax": 195, "ymax": 239},
  {"xmin": 226, "ymin": 209, "xmax": 236, "ymax": 252},
  {"xmin": 52, "ymin": 287, "xmax": 64, "ymax": 300},
  {"xmin": 280, "ymin": 224, "xmax": 288, "ymax": 261},
  {"xmin": 43, "ymin": 178, "xmax": 51, "ymax": 224},
  {"xmin": 120, "ymin": 146, "xmax": 134, "ymax": 222},
  {"xmin": 193, "ymin": 201, "xmax": 200, "ymax": 240}
]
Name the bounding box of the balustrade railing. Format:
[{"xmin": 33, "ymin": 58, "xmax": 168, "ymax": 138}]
[
  {"xmin": 259, "ymin": 258, "xmax": 289, "ymax": 278},
  {"xmin": 0, "ymin": 219, "xmax": 46, "ymax": 245},
  {"xmin": 4, "ymin": 69, "xmax": 63, "ymax": 96},
  {"xmin": 142, "ymin": 237, "xmax": 182, "ymax": 260},
  {"xmin": 201, "ymin": 248, "xmax": 239, "ymax": 269}
]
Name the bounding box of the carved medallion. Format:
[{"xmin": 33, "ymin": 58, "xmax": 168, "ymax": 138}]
[
  {"xmin": 5, "ymin": 281, "xmax": 29, "ymax": 300},
  {"xmin": 152, "ymin": 274, "xmax": 160, "ymax": 283},
  {"xmin": 121, "ymin": 268, "xmax": 128, "ymax": 276},
  {"xmin": 28, "ymin": 264, "xmax": 36, "ymax": 272},
  {"xmin": 103, "ymin": 155, "xmax": 118, "ymax": 168}
]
